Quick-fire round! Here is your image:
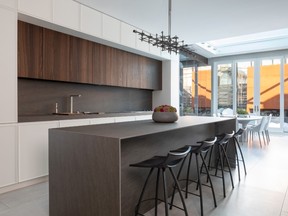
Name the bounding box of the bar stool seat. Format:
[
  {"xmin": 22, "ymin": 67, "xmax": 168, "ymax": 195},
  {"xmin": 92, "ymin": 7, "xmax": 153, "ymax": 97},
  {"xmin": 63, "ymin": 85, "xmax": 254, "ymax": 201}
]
[
  {"xmin": 170, "ymin": 137, "xmax": 217, "ymax": 216},
  {"xmin": 130, "ymin": 146, "xmax": 191, "ymax": 216}
]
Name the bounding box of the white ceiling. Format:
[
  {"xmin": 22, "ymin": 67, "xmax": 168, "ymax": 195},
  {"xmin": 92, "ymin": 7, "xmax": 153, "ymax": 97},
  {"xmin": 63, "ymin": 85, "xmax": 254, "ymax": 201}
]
[{"xmin": 75, "ymin": 0, "xmax": 288, "ymax": 57}]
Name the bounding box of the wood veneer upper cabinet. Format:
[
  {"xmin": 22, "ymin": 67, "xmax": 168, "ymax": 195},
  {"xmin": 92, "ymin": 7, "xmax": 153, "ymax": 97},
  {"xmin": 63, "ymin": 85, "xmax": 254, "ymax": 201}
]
[
  {"xmin": 141, "ymin": 58, "xmax": 162, "ymax": 90},
  {"xmin": 69, "ymin": 36, "xmax": 93, "ymax": 83},
  {"xmin": 106, "ymin": 47, "xmax": 126, "ymax": 87},
  {"xmin": 92, "ymin": 44, "xmax": 126, "ymax": 87},
  {"xmin": 43, "ymin": 28, "xmax": 70, "ymax": 81},
  {"xmin": 18, "ymin": 21, "xmax": 162, "ymax": 90},
  {"xmin": 92, "ymin": 43, "xmax": 104, "ymax": 85},
  {"xmin": 126, "ymin": 53, "xmax": 140, "ymax": 88},
  {"xmin": 18, "ymin": 21, "xmax": 43, "ymax": 78}
]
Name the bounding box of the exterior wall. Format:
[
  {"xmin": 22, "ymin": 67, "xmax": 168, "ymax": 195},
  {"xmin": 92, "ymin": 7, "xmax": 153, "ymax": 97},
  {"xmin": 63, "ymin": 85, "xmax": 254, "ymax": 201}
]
[{"xmin": 247, "ymin": 65, "xmax": 288, "ymax": 113}]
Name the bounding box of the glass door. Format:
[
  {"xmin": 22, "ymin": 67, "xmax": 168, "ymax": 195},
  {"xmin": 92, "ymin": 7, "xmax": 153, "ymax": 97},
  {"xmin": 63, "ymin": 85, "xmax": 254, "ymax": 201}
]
[
  {"xmin": 217, "ymin": 63, "xmax": 233, "ymax": 115},
  {"xmin": 236, "ymin": 61, "xmax": 254, "ymax": 114},
  {"xmin": 284, "ymin": 58, "xmax": 288, "ymax": 132},
  {"xmin": 214, "ymin": 58, "xmax": 287, "ymax": 132},
  {"xmin": 259, "ymin": 59, "xmax": 281, "ymax": 130},
  {"xmin": 180, "ymin": 65, "xmax": 212, "ymax": 116}
]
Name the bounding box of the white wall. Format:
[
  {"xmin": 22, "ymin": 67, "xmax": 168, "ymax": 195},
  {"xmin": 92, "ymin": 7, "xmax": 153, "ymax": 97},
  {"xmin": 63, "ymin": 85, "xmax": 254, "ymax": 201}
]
[
  {"xmin": 0, "ymin": 4, "xmax": 17, "ymax": 123},
  {"xmin": 153, "ymin": 56, "xmax": 180, "ymax": 112}
]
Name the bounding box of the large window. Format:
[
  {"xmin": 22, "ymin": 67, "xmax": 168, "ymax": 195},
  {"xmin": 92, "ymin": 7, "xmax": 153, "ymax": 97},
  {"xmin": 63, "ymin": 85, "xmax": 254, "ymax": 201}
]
[
  {"xmin": 217, "ymin": 64, "xmax": 233, "ymax": 112},
  {"xmin": 285, "ymin": 58, "xmax": 288, "ymax": 132},
  {"xmin": 213, "ymin": 57, "xmax": 288, "ymax": 132},
  {"xmin": 180, "ymin": 65, "xmax": 211, "ymax": 116},
  {"xmin": 236, "ymin": 61, "xmax": 254, "ymax": 113}
]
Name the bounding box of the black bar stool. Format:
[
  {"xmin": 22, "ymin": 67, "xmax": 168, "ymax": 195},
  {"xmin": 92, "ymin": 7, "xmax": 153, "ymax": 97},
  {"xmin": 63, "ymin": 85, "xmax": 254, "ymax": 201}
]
[
  {"xmin": 130, "ymin": 146, "xmax": 191, "ymax": 216},
  {"xmin": 170, "ymin": 137, "xmax": 217, "ymax": 216},
  {"xmin": 207, "ymin": 131, "xmax": 235, "ymax": 198},
  {"xmin": 232, "ymin": 128, "xmax": 247, "ymax": 181}
]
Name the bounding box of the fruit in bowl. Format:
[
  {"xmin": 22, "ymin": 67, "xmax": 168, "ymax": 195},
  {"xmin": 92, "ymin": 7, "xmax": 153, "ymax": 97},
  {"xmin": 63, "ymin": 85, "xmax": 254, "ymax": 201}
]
[
  {"xmin": 152, "ymin": 105, "xmax": 178, "ymax": 123},
  {"xmin": 153, "ymin": 105, "xmax": 177, "ymax": 113}
]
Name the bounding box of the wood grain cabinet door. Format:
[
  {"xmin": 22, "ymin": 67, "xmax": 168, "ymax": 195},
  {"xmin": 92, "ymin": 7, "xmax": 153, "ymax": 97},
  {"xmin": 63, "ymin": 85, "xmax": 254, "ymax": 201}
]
[
  {"xmin": 69, "ymin": 37, "xmax": 93, "ymax": 83},
  {"xmin": 126, "ymin": 53, "xmax": 140, "ymax": 88},
  {"xmin": 92, "ymin": 43, "xmax": 102, "ymax": 85},
  {"xmin": 43, "ymin": 28, "xmax": 70, "ymax": 82},
  {"xmin": 142, "ymin": 58, "xmax": 162, "ymax": 90},
  {"xmin": 18, "ymin": 21, "xmax": 43, "ymax": 78}
]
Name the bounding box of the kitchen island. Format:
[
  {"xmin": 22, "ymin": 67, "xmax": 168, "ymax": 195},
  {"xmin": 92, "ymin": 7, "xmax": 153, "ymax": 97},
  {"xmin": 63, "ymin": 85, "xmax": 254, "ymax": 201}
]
[{"xmin": 49, "ymin": 116, "xmax": 236, "ymax": 216}]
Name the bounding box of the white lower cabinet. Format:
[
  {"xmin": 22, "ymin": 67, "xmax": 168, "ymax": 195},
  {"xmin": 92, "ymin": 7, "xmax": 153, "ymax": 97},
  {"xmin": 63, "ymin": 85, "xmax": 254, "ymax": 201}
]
[
  {"xmin": 90, "ymin": 117, "xmax": 115, "ymax": 125},
  {"xmin": 18, "ymin": 121, "xmax": 59, "ymax": 182},
  {"xmin": 135, "ymin": 114, "xmax": 152, "ymax": 121},
  {"xmin": 0, "ymin": 124, "xmax": 17, "ymax": 187},
  {"xmin": 59, "ymin": 119, "xmax": 91, "ymax": 127},
  {"xmin": 114, "ymin": 116, "xmax": 136, "ymax": 123}
]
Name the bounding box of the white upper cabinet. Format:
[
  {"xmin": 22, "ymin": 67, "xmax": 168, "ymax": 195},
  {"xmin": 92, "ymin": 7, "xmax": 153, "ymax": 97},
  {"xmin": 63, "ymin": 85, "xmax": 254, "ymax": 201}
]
[
  {"xmin": 135, "ymin": 29, "xmax": 149, "ymax": 52},
  {"xmin": 102, "ymin": 14, "xmax": 121, "ymax": 43},
  {"xmin": 53, "ymin": 0, "xmax": 80, "ymax": 30},
  {"xmin": 0, "ymin": 8, "xmax": 17, "ymax": 123},
  {"xmin": 149, "ymin": 44, "xmax": 162, "ymax": 56},
  {"xmin": 0, "ymin": 0, "xmax": 17, "ymax": 9},
  {"xmin": 80, "ymin": 5, "xmax": 102, "ymax": 38},
  {"xmin": 120, "ymin": 22, "xmax": 136, "ymax": 48},
  {"xmin": 18, "ymin": 0, "xmax": 52, "ymax": 21},
  {"xmin": 0, "ymin": 124, "xmax": 17, "ymax": 187}
]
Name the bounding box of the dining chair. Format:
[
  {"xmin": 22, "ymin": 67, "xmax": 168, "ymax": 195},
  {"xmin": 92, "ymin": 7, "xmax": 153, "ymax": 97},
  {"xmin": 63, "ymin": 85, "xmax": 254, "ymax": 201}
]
[
  {"xmin": 263, "ymin": 114, "xmax": 272, "ymax": 144},
  {"xmin": 221, "ymin": 108, "xmax": 234, "ymax": 117},
  {"xmin": 247, "ymin": 116, "xmax": 268, "ymax": 147}
]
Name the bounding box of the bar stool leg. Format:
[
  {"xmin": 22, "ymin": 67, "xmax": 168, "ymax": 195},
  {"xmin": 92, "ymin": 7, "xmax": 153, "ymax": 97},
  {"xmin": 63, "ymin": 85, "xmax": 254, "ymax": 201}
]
[
  {"xmin": 234, "ymin": 137, "xmax": 247, "ymax": 176},
  {"xmin": 221, "ymin": 145, "xmax": 234, "ymax": 189},
  {"xmin": 169, "ymin": 156, "xmax": 188, "ymax": 209},
  {"xmin": 200, "ymin": 154, "xmax": 217, "ymax": 208},
  {"xmin": 162, "ymin": 168, "xmax": 169, "ymax": 216},
  {"xmin": 218, "ymin": 145, "xmax": 226, "ymax": 197},
  {"xmin": 155, "ymin": 169, "xmax": 160, "ymax": 215},
  {"xmin": 185, "ymin": 152, "xmax": 193, "ymax": 198},
  {"xmin": 233, "ymin": 137, "xmax": 247, "ymax": 181},
  {"xmin": 233, "ymin": 138, "xmax": 241, "ymax": 181},
  {"xmin": 168, "ymin": 168, "xmax": 189, "ymax": 216},
  {"xmin": 135, "ymin": 168, "xmax": 155, "ymax": 216},
  {"xmin": 195, "ymin": 154, "xmax": 204, "ymax": 216}
]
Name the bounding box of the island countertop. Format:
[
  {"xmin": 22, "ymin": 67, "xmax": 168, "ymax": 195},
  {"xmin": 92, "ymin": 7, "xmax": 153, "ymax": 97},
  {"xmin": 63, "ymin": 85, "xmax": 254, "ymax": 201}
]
[
  {"xmin": 51, "ymin": 116, "xmax": 235, "ymax": 139},
  {"xmin": 49, "ymin": 116, "xmax": 236, "ymax": 216}
]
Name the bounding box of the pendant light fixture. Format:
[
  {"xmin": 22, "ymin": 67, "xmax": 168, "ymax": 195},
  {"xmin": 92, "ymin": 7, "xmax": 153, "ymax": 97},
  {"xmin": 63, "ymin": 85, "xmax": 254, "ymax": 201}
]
[{"xmin": 133, "ymin": 0, "xmax": 193, "ymax": 55}]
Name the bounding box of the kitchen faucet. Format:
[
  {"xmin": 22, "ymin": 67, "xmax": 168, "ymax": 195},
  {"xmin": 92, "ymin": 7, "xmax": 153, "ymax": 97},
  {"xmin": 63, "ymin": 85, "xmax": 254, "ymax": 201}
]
[{"xmin": 70, "ymin": 94, "xmax": 81, "ymax": 113}]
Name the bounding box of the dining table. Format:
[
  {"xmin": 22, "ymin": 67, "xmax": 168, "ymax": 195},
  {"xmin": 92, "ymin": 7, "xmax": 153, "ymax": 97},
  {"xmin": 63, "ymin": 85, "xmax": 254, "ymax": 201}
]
[
  {"xmin": 237, "ymin": 116, "xmax": 263, "ymax": 129},
  {"xmin": 237, "ymin": 116, "xmax": 263, "ymax": 142}
]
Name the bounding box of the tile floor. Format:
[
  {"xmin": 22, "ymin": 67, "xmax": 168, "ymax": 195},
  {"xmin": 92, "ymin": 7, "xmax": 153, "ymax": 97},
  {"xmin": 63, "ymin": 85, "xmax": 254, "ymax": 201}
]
[{"xmin": 0, "ymin": 132, "xmax": 287, "ymax": 216}]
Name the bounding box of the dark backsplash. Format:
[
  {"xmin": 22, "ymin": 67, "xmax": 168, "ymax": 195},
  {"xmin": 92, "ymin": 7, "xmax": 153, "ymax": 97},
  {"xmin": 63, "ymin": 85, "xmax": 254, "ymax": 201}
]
[{"xmin": 18, "ymin": 78, "xmax": 152, "ymax": 116}]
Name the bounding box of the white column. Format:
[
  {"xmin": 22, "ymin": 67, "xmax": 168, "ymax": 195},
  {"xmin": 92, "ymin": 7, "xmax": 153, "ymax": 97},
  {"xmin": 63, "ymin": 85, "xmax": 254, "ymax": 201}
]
[
  {"xmin": 152, "ymin": 55, "xmax": 180, "ymax": 112},
  {"xmin": 0, "ymin": 6, "xmax": 17, "ymax": 123}
]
